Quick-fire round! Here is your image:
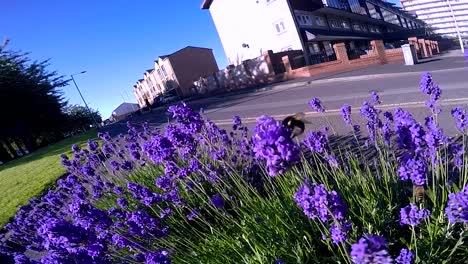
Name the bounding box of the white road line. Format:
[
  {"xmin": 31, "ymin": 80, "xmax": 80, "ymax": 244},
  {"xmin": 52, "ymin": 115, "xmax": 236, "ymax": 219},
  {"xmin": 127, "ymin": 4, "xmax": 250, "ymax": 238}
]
[{"xmin": 210, "ymin": 97, "xmax": 468, "ymax": 125}]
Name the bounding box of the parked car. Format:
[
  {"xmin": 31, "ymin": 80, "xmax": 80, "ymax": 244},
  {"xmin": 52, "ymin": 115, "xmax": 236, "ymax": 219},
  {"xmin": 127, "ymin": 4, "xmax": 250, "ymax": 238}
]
[{"xmin": 162, "ymin": 96, "xmax": 180, "ymax": 104}]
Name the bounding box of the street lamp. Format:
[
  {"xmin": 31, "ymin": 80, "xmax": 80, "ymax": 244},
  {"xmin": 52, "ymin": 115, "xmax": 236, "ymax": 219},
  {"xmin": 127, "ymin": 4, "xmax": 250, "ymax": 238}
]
[
  {"xmin": 70, "ymin": 71, "xmax": 100, "ymax": 128},
  {"xmin": 446, "ymin": 0, "xmax": 464, "ymax": 53}
]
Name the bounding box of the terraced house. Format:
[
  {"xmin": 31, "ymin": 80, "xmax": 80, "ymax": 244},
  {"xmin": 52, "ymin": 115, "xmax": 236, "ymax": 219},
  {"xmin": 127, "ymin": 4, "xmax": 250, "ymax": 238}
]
[
  {"xmin": 133, "ymin": 46, "xmax": 218, "ymax": 108},
  {"xmin": 202, "ymin": 0, "xmax": 426, "ymax": 65}
]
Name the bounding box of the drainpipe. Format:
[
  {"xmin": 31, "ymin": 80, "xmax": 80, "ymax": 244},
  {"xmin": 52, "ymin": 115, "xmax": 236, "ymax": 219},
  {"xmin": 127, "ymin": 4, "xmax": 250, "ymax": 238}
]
[{"xmin": 286, "ymin": 0, "xmax": 311, "ymax": 65}]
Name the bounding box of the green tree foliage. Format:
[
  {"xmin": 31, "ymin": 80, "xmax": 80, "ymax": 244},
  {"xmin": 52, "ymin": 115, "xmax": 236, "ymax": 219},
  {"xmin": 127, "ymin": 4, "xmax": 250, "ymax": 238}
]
[
  {"xmin": 0, "ymin": 40, "xmax": 69, "ymax": 162},
  {"xmin": 63, "ymin": 104, "xmax": 102, "ymax": 135}
]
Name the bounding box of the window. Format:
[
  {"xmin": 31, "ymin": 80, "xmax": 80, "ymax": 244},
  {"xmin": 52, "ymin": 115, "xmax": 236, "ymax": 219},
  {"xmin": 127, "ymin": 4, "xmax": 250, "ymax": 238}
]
[
  {"xmin": 314, "ymin": 16, "xmax": 326, "ymax": 26},
  {"xmin": 161, "ymin": 65, "xmax": 168, "ymax": 77},
  {"xmin": 297, "ymin": 14, "xmax": 313, "ymax": 26},
  {"xmin": 329, "ymin": 18, "xmax": 350, "ymax": 29},
  {"xmin": 341, "ymin": 20, "xmax": 350, "ymax": 29},
  {"xmin": 330, "ymin": 19, "xmax": 341, "ymax": 28},
  {"xmin": 157, "ymin": 69, "xmax": 163, "ymax": 79},
  {"xmin": 266, "ymin": 0, "xmax": 276, "ymax": 4},
  {"xmin": 274, "ymin": 21, "xmax": 286, "ymax": 34}
]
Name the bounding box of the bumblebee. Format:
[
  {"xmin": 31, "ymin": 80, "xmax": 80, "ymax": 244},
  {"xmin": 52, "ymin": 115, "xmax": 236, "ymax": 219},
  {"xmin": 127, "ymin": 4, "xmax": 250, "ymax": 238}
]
[
  {"xmin": 282, "ymin": 112, "xmax": 308, "ymax": 138},
  {"xmin": 413, "ymin": 185, "xmax": 425, "ymax": 202}
]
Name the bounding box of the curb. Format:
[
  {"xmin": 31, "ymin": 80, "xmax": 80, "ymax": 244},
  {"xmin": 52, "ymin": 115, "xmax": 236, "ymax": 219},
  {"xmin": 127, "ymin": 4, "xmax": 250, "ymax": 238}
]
[{"xmin": 271, "ymin": 66, "xmax": 468, "ymax": 91}]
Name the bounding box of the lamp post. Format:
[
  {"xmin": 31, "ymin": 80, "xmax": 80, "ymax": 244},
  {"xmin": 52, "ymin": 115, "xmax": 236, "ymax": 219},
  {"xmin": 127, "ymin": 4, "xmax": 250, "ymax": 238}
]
[
  {"xmin": 446, "ymin": 0, "xmax": 464, "ymax": 53},
  {"xmin": 70, "ymin": 71, "xmax": 100, "ymax": 128}
]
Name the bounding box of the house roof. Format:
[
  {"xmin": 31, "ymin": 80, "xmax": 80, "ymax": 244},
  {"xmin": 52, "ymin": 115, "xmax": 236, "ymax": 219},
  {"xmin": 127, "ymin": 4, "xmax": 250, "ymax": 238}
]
[
  {"xmin": 146, "ymin": 69, "xmax": 154, "ymax": 73},
  {"xmin": 154, "ymin": 46, "xmax": 213, "ymax": 62},
  {"xmin": 201, "ymin": 0, "xmax": 213, "ymax": 9},
  {"xmin": 112, "ymin": 102, "xmax": 139, "ymax": 117}
]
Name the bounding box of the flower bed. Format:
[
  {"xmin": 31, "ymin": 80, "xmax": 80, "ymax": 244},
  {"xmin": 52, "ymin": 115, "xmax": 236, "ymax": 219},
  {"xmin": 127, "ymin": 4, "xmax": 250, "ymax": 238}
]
[{"xmin": 1, "ymin": 73, "xmax": 467, "ymax": 264}]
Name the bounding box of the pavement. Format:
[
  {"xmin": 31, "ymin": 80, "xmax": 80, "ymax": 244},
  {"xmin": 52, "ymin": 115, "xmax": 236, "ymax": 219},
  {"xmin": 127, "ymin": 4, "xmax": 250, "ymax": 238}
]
[{"xmin": 101, "ymin": 51, "xmax": 468, "ymax": 137}]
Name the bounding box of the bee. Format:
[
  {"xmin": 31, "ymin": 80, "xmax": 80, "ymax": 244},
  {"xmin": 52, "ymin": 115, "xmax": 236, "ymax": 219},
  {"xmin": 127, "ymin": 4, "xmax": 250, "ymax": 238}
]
[
  {"xmin": 282, "ymin": 112, "xmax": 309, "ymax": 138},
  {"xmin": 413, "ymin": 185, "xmax": 425, "ymax": 202}
]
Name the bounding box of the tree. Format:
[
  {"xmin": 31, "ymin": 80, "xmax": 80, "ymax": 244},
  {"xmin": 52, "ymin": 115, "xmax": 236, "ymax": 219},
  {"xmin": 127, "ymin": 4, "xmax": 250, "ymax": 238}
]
[
  {"xmin": 0, "ymin": 39, "xmax": 69, "ymax": 161},
  {"xmin": 63, "ymin": 105, "xmax": 102, "ymax": 135}
]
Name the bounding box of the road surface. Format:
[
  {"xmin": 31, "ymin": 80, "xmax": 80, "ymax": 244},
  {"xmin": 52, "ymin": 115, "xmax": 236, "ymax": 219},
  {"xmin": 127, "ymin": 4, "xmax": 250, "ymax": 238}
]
[{"xmin": 103, "ymin": 55, "xmax": 468, "ymax": 137}]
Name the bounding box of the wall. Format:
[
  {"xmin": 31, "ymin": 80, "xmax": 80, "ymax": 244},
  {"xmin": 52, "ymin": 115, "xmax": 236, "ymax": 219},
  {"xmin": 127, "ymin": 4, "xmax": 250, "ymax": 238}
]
[
  {"xmin": 384, "ymin": 48, "xmax": 404, "ymax": 63},
  {"xmin": 169, "ymin": 47, "xmax": 219, "ymax": 97},
  {"xmin": 209, "ymin": 0, "xmax": 303, "ymax": 65},
  {"xmin": 193, "ymin": 54, "xmax": 274, "ymax": 95}
]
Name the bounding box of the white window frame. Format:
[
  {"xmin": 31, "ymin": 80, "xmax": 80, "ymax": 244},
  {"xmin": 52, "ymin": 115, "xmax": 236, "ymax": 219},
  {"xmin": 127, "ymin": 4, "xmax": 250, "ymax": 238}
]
[{"xmin": 273, "ymin": 20, "xmax": 286, "ymax": 35}]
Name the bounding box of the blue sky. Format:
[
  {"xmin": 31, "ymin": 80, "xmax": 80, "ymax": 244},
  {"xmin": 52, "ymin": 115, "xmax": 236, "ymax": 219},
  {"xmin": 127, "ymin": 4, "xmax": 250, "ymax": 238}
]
[
  {"xmin": 2, "ymin": 0, "xmax": 400, "ymax": 118},
  {"xmin": 2, "ymin": 0, "xmax": 225, "ymax": 118}
]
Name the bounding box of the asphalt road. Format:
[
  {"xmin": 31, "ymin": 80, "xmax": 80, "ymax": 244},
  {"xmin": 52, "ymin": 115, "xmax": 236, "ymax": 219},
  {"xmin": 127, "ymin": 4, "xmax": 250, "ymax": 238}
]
[{"xmin": 103, "ymin": 56, "xmax": 468, "ymax": 137}]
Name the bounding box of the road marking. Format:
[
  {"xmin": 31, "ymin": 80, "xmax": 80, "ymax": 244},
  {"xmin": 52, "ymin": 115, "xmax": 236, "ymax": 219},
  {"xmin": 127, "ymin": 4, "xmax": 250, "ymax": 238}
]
[{"xmin": 210, "ymin": 97, "xmax": 468, "ymax": 125}]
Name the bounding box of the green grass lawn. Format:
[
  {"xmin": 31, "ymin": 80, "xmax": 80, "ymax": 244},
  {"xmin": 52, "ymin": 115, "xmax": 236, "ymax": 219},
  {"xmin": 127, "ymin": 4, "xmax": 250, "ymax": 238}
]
[{"xmin": 0, "ymin": 130, "xmax": 97, "ymax": 227}]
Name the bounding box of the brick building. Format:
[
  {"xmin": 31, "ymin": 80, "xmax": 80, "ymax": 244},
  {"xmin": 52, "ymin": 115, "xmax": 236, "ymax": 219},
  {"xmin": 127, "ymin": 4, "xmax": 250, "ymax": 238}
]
[{"xmin": 133, "ymin": 46, "xmax": 219, "ymax": 108}]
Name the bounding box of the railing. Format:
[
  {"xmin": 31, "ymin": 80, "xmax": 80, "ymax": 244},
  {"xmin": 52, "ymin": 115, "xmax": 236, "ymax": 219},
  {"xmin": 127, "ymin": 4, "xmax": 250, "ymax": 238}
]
[
  {"xmin": 346, "ymin": 48, "xmax": 367, "ymax": 60},
  {"xmin": 309, "ymin": 51, "xmax": 338, "ymax": 65}
]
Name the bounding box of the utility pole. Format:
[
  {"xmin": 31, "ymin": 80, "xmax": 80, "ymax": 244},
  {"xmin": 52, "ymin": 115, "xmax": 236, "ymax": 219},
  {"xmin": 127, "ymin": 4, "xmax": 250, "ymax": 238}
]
[{"xmin": 70, "ymin": 71, "xmax": 100, "ymax": 128}]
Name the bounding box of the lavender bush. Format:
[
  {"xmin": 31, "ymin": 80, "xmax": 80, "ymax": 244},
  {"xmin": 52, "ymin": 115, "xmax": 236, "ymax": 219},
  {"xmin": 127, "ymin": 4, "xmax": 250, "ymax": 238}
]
[{"xmin": 1, "ymin": 72, "xmax": 467, "ymax": 263}]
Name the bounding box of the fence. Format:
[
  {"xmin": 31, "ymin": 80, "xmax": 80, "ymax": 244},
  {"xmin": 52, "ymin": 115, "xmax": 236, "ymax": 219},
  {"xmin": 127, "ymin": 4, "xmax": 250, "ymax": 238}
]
[
  {"xmin": 309, "ymin": 51, "xmax": 338, "ymax": 65},
  {"xmin": 346, "ymin": 48, "xmax": 367, "ymax": 60}
]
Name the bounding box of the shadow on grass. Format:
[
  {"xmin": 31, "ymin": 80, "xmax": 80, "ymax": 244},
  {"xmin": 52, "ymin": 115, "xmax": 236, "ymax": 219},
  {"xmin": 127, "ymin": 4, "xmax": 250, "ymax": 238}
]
[{"xmin": 0, "ymin": 129, "xmax": 98, "ymax": 172}]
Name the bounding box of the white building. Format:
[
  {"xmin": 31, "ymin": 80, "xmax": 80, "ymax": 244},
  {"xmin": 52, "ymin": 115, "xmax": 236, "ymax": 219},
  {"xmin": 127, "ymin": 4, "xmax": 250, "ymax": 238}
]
[
  {"xmin": 110, "ymin": 102, "xmax": 139, "ymax": 122},
  {"xmin": 202, "ymin": 0, "xmax": 425, "ymax": 66},
  {"xmin": 202, "ymin": 0, "xmax": 304, "ymax": 64},
  {"xmin": 400, "ymin": 0, "xmax": 468, "ymax": 39}
]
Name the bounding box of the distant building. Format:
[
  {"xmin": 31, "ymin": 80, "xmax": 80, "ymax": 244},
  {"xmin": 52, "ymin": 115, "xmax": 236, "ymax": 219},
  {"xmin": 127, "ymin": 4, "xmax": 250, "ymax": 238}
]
[
  {"xmin": 201, "ymin": 0, "xmax": 426, "ymax": 64},
  {"xmin": 110, "ymin": 102, "xmax": 139, "ymax": 122},
  {"xmin": 134, "ymin": 46, "xmax": 219, "ymax": 108},
  {"xmin": 400, "ymin": 0, "xmax": 468, "ymax": 39}
]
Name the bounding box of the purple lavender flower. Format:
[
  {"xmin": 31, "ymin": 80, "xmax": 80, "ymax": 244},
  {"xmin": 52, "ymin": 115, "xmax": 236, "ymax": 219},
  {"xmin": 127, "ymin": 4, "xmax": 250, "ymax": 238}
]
[
  {"xmin": 303, "ymin": 131, "xmax": 328, "ymax": 153},
  {"xmin": 121, "ymin": 160, "xmax": 134, "ymax": 171},
  {"xmin": 350, "ymin": 235, "xmax": 393, "ymax": 264},
  {"xmin": 87, "ymin": 140, "xmax": 99, "ymax": 152},
  {"xmin": 168, "ymin": 102, "xmax": 203, "ymax": 133},
  {"xmin": 445, "ymin": 186, "xmax": 468, "ymax": 223},
  {"xmin": 211, "ymin": 193, "xmax": 225, "ymax": 210},
  {"xmin": 145, "ymin": 249, "xmax": 171, "ymax": 264},
  {"xmin": 308, "ymin": 97, "xmax": 325, "ymax": 113},
  {"xmin": 186, "ymin": 208, "xmax": 199, "ymax": 220},
  {"xmin": 327, "ymin": 155, "xmax": 339, "ymax": 168},
  {"xmin": 330, "ymin": 221, "xmax": 352, "ymax": 244},
  {"xmin": 371, "ymin": 91, "xmax": 381, "ymax": 105},
  {"xmin": 156, "ymin": 175, "xmax": 173, "ymax": 191},
  {"xmin": 420, "ymin": 72, "xmax": 442, "ymax": 111},
  {"xmin": 451, "ymin": 106, "xmax": 468, "ymax": 133},
  {"xmin": 117, "ymin": 198, "xmax": 129, "ymax": 208},
  {"xmin": 109, "ymin": 160, "xmax": 120, "ymax": 171},
  {"xmin": 14, "ymin": 253, "xmax": 37, "ymax": 264},
  {"xmin": 398, "ymin": 154, "xmax": 427, "ymax": 186},
  {"xmin": 294, "ymin": 182, "xmax": 347, "ymax": 222},
  {"xmin": 400, "ymin": 204, "xmax": 430, "ymax": 226},
  {"xmin": 450, "ymin": 144, "xmax": 464, "ymax": 169},
  {"xmin": 143, "ymin": 134, "xmax": 175, "ymax": 164},
  {"xmin": 383, "ymin": 112, "xmax": 393, "ymax": 122},
  {"xmin": 341, "ymin": 104, "xmax": 353, "ymax": 126},
  {"xmin": 360, "ymin": 101, "xmax": 381, "ymax": 141},
  {"xmin": 81, "ymin": 165, "xmax": 95, "ymax": 177},
  {"xmin": 71, "ymin": 144, "xmax": 81, "ymax": 153},
  {"xmin": 395, "ymin": 248, "xmax": 414, "ymax": 264},
  {"xmin": 233, "ymin": 115, "xmax": 242, "ymax": 130},
  {"xmin": 252, "ymin": 115, "xmax": 300, "ymax": 176}
]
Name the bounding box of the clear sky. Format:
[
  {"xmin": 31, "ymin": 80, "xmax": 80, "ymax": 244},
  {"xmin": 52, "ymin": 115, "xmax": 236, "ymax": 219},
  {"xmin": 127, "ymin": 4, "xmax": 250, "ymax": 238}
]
[
  {"xmin": 2, "ymin": 0, "xmax": 400, "ymax": 118},
  {"xmin": 2, "ymin": 0, "xmax": 225, "ymax": 118}
]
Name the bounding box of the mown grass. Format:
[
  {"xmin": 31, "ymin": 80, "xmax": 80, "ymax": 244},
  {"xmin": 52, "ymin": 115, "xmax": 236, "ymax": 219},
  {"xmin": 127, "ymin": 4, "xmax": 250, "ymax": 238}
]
[{"xmin": 0, "ymin": 129, "xmax": 97, "ymax": 227}]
